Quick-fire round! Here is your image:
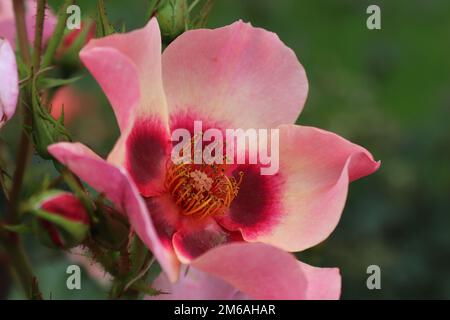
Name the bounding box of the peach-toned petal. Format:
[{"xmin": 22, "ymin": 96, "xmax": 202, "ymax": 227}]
[
  {"xmin": 80, "ymin": 18, "xmax": 171, "ymax": 182},
  {"xmin": 0, "ymin": 1, "xmax": 14, "ymax": 19},
  {"xmin": 80, "ymin": 17, "xmax": 168, "ymax": 132},
  {"xmin": 298, "ymin": 261, "xmax": 341, "ymax": 300},
  {"xmin": 162, "ymin": 20, "xmax": 308, "ymax": 129},
  {"xmin": 191, "ymin": 242, "xmax": 307, "ymax": 300},
  {"xmin": 220, "ymin": 125, "xmax": 380, "ymax": 252},
  {"xmin": 151, "ymin": 243, "xmax": 339, "ymax": 300},
  {"xmin": 48, "ymin": 142, "xmax": 180, "ymax": 281},
  {"xmin": 0, "ymin": 39, "xmax": 18, "ymax": 127},
  {"xmin": 80, "ymin": 47, "xmax": 140, "ymax": 132}
]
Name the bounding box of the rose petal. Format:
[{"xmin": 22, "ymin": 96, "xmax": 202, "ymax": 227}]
[
  {"xmin": 220, "ymin": 125, "xmax": 380, "ymax": 252},
  {"xmin": 80, "ymin": 17, "xmax": 168, "ymax": 132},
  {"xmin": 162, "ymin": 20, "xmax": 308, "ymax": 129},
  {"xmin": 151, "ymin": 243, "xmax": 339, "ymax": 300},
  {"xmin": 191, "ymin": 242, "xmax": 307, "ymax": 299},
  {"xmin": 298, "ymin": 261, "xmax": 341, "ymax": 300},
  {"xmin": 0, "ymin": 39, "xmax": 18, "ymax": 127}
]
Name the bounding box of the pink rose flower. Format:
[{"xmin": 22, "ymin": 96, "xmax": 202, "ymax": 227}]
[
  {"xmin": 0, "ymin": 39, "xmax": 18, "ymax": 127},
  {"xmin": 48, "ymin": 18, "xmax": 379, "ymax": 284}
]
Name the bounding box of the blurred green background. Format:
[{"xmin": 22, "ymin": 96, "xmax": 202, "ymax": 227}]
[{"xmin": 1, "ymin": 0, "xmax": 450, "ymax": 299}]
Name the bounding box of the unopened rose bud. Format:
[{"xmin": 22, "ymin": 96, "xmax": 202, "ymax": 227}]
[
  {"xmin": 28, "ymin": 191, "xmax": 90, "ymax": 249},
  {"xmin": 156, "ymin": 0, "xmax": 188, "ymax": 42}
]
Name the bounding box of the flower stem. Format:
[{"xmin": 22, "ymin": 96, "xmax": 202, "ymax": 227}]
[
  {"xmin": 32, "ymin": 0, "xmax": 47, "ymax": 71},
  {"xmin": 0, "ymin": 230, "xmax": 42, "ymax": 299},
  {"xmin": 3, "ymin": 0, "xmax": 46, "ymax": 300},
  {"xmin": 12, "ymin": 0, "xmax": 31, "ymax": 65},
  {"xmin": 8, "ymin": 128, "xmax": 30, "ymax": 223}
]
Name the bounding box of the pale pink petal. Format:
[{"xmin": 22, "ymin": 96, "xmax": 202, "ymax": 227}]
[
  {"xmin": 220, "ymin": 125, "xmax": 380, "ymax": 252},
  {"xmin": 0, "ymin": 1, "xmax": 13, "ymax": 19},
  {"xmin": 298, "ymin": 261, "xmax": 341, "ymax": 300},
  {"xmin": 80, "ymin": 17, "xmax": 168, "ymax": 132},
  {"xmin": 151, "ymin": 243, "xmax": 339, "ymax": 300},
  {"xmin": 79, "ymin": 47, "xmax": 140, "ymax": 132},
  {"xmin": 162, "ymin": 20, "xmax": 308, "ymax": 129},
  {"xmin": 48, "ymin": 142, "xmax": 180, "ymax": 282},
  {"xmin": 191, "ymin": 242, "xmax": 308, "ymax": 300},
  {"xmin": 0, "ymin": 1, "xmax": 16, "ymax": 46},
  {"xmin": 0, "ymin": 39, "xmax": 18, "ymax": 127},
  {"xmin": 0, "ymin": 21, "xmax": 16, "ymax": 49}
]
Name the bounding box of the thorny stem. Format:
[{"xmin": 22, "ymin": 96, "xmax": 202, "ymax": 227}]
[
  {"xmin": 12, "ymin": 0, "xmax": 31, "ymax": 64},
  {"xmin": 32, "ymin": 0, "xmax": 46, "ymax": 71},
  {"xmin": 3, "ymin": 0, "xmax": 48, "ymax": 300}
]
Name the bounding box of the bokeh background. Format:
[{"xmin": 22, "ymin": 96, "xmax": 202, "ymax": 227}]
[{"xmin": 1, "ymin": 0, "xmax": 450, "ymax": 299}]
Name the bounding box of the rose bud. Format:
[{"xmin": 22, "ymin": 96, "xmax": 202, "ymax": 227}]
[
  {"xmin": 156, "ymin": 0, "xmax": 188, "ymax": 43},
  {"xmin": 28, "ymin": 191, "xmax": 90, "ymax": 249}
]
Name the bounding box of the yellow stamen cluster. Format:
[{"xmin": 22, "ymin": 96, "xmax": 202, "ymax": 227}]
[{"xmin": 164, "ymin": 160, "xmax": 244, "ymax": 219}]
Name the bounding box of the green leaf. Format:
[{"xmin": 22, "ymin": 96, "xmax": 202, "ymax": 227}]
[
  {"xmin": 97, "ymin": 0, "xmax": 115, "ymax": 37},
  {"xmin": 33, "ymin": 209, "xmax": 88, "ymax": 242},
  {"xmin": 1, "ymin": 224, "xmax": 32, "ymax": 234},
  {"xmin": 30, "ymin": 74, "xmax": 72, "ymax": 159},
  {"xmin": 39, "ymin": 75, "xmax": 82, "ymax": 89}
]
